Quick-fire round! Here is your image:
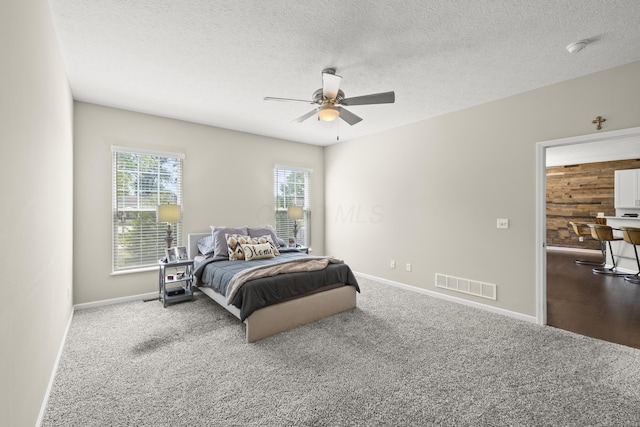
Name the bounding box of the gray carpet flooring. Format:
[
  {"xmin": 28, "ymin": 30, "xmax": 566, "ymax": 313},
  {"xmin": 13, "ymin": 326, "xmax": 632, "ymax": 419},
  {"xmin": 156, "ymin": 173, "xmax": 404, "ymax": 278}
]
[{"xmin": 42, "ymin": 278, "xmax": 640, "ymax": 426}]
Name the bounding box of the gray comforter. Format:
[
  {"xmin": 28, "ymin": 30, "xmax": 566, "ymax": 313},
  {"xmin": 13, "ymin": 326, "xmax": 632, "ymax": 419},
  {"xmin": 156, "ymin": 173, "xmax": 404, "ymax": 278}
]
[{"xmin": 193, "ymin": 250, "xmax": 360, "ymax": 321}]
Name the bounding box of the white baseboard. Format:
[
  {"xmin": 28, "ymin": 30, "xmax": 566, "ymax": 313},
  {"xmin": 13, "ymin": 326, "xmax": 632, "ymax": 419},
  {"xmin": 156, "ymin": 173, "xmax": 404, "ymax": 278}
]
[
  {"xmin": 354, "ymin": 272, "xmax": 538, "ymax": 324},
  {"xmin": 74, "ymin": 292, "xmax": 158, "ymax": 310},
  {"xmin": 37, "ymin": 306, "xmax": 74, "ymax": 427}
]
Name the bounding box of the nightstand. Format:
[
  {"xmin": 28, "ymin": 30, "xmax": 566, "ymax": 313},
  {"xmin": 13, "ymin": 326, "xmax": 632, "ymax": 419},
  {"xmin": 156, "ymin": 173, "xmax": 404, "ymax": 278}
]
[{"xmin": 158, "ymin": 259, "xmax": 194, "ymax": 308}]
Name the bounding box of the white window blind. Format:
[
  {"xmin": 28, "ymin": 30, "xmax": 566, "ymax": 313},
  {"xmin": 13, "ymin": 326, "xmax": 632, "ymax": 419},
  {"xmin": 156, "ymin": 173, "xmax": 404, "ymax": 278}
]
[
  {"xmin": 112, "ymin": 148, "xmax": 184, "ymax": 272},
  {"xmin": 274, "ymin": 166, "xmax": 311, "ymax": 246}
]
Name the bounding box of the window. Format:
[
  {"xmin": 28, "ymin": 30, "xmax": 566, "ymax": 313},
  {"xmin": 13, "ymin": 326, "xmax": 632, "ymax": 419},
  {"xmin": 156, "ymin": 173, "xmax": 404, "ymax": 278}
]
[
  {"xmin": 112, "ymin": 147, "xmax": 184, "ymax": 272},
  {"xmin": 274, "ymin": 166, "xmax": 311, "ymax": 247}
]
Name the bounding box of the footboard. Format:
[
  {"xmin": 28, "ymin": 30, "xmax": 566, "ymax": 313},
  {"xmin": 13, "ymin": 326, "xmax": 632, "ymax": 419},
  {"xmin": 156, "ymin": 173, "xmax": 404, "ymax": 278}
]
[{"xmin": 244, "ymin": 285, "xmax": 356, "ymax": 343}]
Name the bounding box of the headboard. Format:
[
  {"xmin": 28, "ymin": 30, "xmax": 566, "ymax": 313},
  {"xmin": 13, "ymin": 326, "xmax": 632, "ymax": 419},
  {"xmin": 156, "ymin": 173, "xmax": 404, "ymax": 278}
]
[{"xmin": 187, "ymin": 232, "xmax": 210, "ymax": 260}]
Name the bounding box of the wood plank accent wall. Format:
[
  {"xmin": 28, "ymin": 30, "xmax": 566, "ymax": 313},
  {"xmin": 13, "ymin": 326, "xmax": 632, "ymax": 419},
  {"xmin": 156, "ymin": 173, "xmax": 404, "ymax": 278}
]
[{"xmin": 547, "ymin": 159, "xmax": 640, "ymax": 250}]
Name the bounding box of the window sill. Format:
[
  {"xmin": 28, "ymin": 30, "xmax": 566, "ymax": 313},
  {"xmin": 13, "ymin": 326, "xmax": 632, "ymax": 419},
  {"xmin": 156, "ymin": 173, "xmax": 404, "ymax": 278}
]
[{"xmin": 111, "ymin": 266, "xmax": 157, "ymax": 276}]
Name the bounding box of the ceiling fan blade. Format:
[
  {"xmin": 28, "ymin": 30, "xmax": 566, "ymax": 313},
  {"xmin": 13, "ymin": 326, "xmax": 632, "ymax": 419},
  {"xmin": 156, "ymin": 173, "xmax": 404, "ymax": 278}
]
[
  {"xmin": 341, "ymin": 91, "xmax": 395, "ymax": 106},
  {"xmin": 322, "ymin": 71, "xmax": 342, "ymax": 100},
  {"xmin": 291, "ymin": 109, "xmax": 318, "ymax": 123},
  {"xmin": 264, "ymin": 96, "xmax": 314, "ymax": 103},
  {"xmin": 338, "ymin": 107, "xmax": 362, "ymax": 126}
]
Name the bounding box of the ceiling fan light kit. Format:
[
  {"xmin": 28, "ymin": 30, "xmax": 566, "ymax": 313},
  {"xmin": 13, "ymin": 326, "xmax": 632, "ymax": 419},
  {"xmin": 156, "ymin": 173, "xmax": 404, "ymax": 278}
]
[
  {"xmin": 264, "ymin": 67, "xmax": 395, "ymax": 128},
  {"xmin": 318, "ymin": 106, "xmax": 339, "ymax": 122}
]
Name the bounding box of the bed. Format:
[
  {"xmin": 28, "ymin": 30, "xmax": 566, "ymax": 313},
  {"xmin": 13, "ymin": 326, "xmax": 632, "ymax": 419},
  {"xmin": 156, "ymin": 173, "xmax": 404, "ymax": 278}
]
[{"xmin": 187, "ymin": 231, "xmax": 359, "ymax": 343}]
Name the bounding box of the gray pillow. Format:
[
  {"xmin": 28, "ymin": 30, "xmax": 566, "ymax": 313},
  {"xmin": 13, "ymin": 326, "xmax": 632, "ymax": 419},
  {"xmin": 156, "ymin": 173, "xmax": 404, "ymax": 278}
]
[
  {"xmin": 248, "ymin": 226, "xmax": 281, "ymax": 247},
  {"xmin": 197, "ymin": 235, "xmax": 215, "ymax": 256},
  {"xmin": 212, "ymin": 226, "xmax": 248, "ymax": 257}
]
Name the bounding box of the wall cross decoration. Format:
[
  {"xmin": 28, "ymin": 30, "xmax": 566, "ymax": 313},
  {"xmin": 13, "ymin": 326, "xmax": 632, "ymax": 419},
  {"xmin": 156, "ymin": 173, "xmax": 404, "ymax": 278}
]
[{"xmin": 592, "ymin": 116, "xmax": 606, "ymax": 130}]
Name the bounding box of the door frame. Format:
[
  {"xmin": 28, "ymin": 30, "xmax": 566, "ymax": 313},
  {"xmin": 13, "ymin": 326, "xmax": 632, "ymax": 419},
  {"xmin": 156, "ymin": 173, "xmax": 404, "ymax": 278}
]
[{"xmin": 535, "ymin": 126, "xmax": 640, "ymax": 325}]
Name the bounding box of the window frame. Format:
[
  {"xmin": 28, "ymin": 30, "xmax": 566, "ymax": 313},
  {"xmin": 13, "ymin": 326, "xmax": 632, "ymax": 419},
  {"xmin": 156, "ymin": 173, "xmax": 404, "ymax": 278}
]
[
  {"xmin": 111, "ymin": 146, "xmax": 184, "ymax": 273},
  {"xmin": 274, "ymin": 165, "xmax": 311, "ymax": 247}
]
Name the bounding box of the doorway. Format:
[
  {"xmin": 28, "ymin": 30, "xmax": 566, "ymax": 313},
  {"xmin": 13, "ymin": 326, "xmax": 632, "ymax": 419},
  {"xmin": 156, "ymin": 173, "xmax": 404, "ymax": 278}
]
[{"xmin": 536, "ymin": 126, "xmax": 640, "ymax": 345}]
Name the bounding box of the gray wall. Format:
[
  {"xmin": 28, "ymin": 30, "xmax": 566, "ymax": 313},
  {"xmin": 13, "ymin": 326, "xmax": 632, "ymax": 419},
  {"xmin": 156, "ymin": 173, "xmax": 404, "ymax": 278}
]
[
  {"xmin": 1, "ymin": 1, "xmax": 74, "ymax": 425},
  {"xmin": 73, "ymin": 102, "xmax": 325, "ymax": 304},
  {"xmin": 325, "ymin": 60, "xmax": 640, "ymax": 316}
]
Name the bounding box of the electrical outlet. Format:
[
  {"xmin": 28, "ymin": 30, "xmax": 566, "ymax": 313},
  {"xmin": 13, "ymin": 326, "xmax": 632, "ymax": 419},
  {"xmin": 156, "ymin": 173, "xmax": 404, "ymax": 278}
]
[
  {"xmin": 390, "ymin": 260, "xmax": 396, "ymax": 269},
  {"xmin": 497, "ymin": 218, "xmax": 509, "ymax": 229},
  {"xmin": 579, "ymin": 236, "xmax": 584, "ymax": 242},
  {"xmin": 406, "ymin": 263, "xmax": 412, "ymax": 272}
]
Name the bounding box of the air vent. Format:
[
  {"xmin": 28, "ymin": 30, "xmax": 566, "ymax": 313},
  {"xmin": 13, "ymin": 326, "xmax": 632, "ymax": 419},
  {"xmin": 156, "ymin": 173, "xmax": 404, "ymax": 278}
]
[{"xmin": 435, "ymin": 273, "xmax": 497, "ymax": 300}]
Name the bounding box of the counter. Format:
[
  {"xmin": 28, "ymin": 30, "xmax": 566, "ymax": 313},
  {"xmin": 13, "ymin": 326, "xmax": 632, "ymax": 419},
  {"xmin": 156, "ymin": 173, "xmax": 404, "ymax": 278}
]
[{"xmin": 602, "ymin": 216, "xmax": 640, "ymax": 273}]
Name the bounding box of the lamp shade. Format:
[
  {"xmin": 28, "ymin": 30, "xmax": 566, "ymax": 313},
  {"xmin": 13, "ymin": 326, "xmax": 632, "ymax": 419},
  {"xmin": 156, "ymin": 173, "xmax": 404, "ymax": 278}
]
[
  {"xmin": 287, "ymin": 205, "xmax": 303, "ymax": 220},
  {"xmin": 157, "ymin": 204, "xmax": 181, "ymax": 223}
]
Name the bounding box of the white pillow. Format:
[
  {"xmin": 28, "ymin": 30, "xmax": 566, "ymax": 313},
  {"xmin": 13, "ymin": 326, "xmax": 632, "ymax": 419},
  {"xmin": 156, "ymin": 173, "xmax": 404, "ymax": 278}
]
[
  {"xmin": 241, "ymin": 243, "xmax": 275, "ymax": 261},
  {"xmin": 249, "ymin": 235, "xmax": 280, "ymax": 255}
]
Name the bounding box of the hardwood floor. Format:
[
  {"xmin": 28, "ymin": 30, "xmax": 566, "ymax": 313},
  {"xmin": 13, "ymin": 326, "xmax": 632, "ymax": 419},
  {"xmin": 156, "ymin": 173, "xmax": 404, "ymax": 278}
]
[{"xmin": 547, "ymin": 248, "xmax": 640, "ymax": 349}]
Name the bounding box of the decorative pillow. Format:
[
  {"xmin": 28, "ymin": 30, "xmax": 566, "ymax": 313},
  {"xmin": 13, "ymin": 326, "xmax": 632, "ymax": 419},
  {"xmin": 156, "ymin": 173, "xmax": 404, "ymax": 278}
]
[
  {"xmin": 197, "ymin": 235, "xmax": 215, "ymax": 256},
  {"xmin": 211, "ymin": 226, "xmax": 248, "ymax": 257},
  {"xmin": 226, "ymin": 234, "xmax": 253, "ymax": 260},
  {"xmin": 248, "ymin": 226, "xmax": 282, "ymax": 247},
  {"xmin": 242, "ymin": 243, "xmax": 275, "ymax": 261},
  {"xmin": 250, "ymin": 235, "xmax": 280, "ymax": 256}
]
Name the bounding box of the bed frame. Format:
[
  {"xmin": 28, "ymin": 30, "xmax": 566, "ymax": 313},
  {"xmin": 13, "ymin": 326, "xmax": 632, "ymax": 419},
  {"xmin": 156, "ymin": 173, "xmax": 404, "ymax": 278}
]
[{"xmin": 187, "ymin": 233, "xmax": 357, "ymax": 343}]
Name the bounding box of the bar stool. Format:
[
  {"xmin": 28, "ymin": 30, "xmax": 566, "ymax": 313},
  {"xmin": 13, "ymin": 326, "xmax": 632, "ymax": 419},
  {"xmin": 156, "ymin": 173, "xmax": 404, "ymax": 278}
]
[
  {"xmin": 619, "ymin": 226, "xmax": 640, "ymax": 285},
  {"xmin": 568, "ymin": 221, "xmax": 605, "ymax": 266},
  {"xmin": 587, "ymin": 224, "xmax": 626, "ymax": 276}
]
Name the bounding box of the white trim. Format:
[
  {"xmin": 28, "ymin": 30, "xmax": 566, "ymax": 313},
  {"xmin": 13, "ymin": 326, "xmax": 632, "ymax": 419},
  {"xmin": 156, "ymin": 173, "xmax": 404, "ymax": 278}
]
[
  {"xmin": 535, "ymin": 141, "xmax": 547, "ymax": 325},
  {"xmin": 74, "ymin": 292, "xmax": 158, "ymax": 310},
  {"xmin": 111, "ymin": 148, "xmax": 184, "ymax": 273},
  {"xmin": 110, "ymin": 145, "xmax": 185, "ymax": 159},
  {"xmin": 355, "ymin": 272, "xmax": 537, "ymax": 324},
  {"xmin": 36, "ymin": 306, "xmax": 74, "ymax": 427},
  {"xmin": 537, "ymin": 127, "xmax": 640, "ymax": 150},
  {"xmin": 110, "ymin": 266, "xmax": 157, "ymax": 276},
  {"xmin": 535, "ymin": 126, "xmax": 640, "ymax": 326}
]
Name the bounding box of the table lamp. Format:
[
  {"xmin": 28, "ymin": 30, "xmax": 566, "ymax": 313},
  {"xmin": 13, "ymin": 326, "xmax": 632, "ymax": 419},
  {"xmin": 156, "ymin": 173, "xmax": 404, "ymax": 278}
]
[
  {"xmin": 287, "ymin": 205, "xmax": 303, "ymax": 245},
  {"xmin": 157, "ymin": 204, "xmax": 181, "ymax": 248}
]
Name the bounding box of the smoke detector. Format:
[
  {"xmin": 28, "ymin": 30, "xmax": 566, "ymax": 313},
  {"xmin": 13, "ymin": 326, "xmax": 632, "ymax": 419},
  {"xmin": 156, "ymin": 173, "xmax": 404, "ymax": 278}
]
[{"xmin": 566, "ymin": 40, "xmax": 589, "ymax": 54}]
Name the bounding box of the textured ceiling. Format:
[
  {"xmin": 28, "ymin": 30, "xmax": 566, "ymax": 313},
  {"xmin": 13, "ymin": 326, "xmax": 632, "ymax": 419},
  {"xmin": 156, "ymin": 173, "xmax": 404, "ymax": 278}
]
[{"xmin": 48, "ymin": 0, "xmax": 640, "ymax": 146}]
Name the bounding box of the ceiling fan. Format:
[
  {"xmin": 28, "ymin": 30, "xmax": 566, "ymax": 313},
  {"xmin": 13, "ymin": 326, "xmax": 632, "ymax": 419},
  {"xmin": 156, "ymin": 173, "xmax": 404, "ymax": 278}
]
[{"xmin": 264, "ymin": 68, "xmax": 395, "ymax": 125}]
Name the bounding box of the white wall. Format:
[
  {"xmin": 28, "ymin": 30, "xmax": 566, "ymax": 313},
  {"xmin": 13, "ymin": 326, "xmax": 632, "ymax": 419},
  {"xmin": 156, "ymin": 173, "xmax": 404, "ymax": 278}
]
[
  {"xmin": 73, "ymin": 102, "xmax": 324, "ymax": 304},
  {"xmin": 0, "ymin": 1, "xmax": 74, "ymax": 425},
  {"xmin": 325, "ymin": 61, "xmax": 640, "ymax": 316}
]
